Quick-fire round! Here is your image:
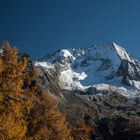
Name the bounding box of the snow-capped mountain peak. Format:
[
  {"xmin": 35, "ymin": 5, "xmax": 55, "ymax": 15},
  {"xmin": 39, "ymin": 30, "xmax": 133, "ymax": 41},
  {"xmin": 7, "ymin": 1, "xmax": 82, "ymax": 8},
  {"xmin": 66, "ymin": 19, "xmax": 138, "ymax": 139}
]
[
  {"xmin": 43, "ymin": 42, "xmax": 133, "ymax": 64},
  {"xmin": 35, "ymin": 42, "xmax": 140, "ymax": 95}
]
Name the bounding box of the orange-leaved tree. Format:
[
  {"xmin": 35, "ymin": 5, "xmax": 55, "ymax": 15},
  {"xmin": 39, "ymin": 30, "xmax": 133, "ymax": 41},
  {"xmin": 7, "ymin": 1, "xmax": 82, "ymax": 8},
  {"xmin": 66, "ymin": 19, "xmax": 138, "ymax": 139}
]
[
  {"xmin": 27, "ymin": 92, "xmax": 73, "ymax": 140},
  {"xmin": 0, "ymin": 41, "xmax": 73, "ymax": 140},
  {"xmin": 0, "ymin": 42, "xmax": 33, "ymax": 139},
  {"xmin": 71, "ymin": 121, "xmax": 91, "ymax": 140}
]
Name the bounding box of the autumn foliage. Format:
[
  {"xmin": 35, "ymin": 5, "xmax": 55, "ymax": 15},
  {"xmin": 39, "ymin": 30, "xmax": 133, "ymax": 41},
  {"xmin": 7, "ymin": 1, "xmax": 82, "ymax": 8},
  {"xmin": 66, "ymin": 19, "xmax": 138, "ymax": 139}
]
[
  {"xmin": 0, "ymin": 42, "xmax": 73, "ymax": 140},
  {"xmin": 27, "ymin": 93, "xmax": 73, "ymax": 140},
  {"xmin": 71, "ymin": 121, "xmax": 91, "ymax": 140},
  {"xmin": 0, "ymin": 42, "xmax": 30, "ymax": 139}
]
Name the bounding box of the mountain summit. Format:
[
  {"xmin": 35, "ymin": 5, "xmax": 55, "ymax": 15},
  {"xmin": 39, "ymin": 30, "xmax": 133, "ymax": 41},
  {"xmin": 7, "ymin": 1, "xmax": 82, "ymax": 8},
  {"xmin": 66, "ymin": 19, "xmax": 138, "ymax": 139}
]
[{"xmin": 35, "ymin": 43, "xmax": 140, "ymax": 97}]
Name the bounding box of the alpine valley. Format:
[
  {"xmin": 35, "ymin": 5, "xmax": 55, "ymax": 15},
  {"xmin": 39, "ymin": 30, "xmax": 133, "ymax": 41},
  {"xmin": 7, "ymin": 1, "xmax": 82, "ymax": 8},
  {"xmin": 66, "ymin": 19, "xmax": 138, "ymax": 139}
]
[{"xmin": 34, "ymin": 42, "xmax": 140, "ymax": 140}]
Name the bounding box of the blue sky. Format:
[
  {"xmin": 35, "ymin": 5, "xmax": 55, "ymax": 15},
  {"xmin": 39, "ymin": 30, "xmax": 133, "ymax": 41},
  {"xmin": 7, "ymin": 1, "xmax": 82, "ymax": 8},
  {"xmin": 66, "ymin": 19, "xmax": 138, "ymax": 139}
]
[{"xmin": 0, "ymin": 0, "xmax": 140, "ymax": 60}]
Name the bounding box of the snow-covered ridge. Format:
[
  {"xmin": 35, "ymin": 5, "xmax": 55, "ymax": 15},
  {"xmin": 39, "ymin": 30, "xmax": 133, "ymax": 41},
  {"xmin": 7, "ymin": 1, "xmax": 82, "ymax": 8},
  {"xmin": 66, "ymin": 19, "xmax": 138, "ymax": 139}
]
[
  {"xmin": 44, "ymin": 42, "xmax": 133, "ymax": 62},
  {"xmin": 35, "ymin": 42, "xmax": 140, "ymax": 96}
]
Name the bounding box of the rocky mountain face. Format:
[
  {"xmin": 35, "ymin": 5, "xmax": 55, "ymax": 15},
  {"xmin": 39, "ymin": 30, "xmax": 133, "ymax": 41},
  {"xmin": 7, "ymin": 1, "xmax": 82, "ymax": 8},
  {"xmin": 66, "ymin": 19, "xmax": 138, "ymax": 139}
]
[
  {"xmin": 35, "ymin": 42, "xmax": 140, "ymax": 95},
  {"xmin": 34, "ymin": 43, "xmax": 140, "ymax": 140}
]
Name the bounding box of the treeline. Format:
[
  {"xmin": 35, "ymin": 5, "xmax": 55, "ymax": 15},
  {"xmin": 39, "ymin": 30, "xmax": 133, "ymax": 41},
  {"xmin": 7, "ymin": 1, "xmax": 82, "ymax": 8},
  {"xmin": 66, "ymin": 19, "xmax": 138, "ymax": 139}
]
[{"xmin": 0, "ymin": 42, "xmax": 95, "ymax": 140}]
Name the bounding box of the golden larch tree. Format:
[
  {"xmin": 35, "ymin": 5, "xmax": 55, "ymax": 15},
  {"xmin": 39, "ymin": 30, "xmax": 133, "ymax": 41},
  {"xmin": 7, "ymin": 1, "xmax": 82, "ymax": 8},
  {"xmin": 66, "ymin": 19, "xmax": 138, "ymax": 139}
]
[
  {"xmin": 71, "ymin": 121, "xmax": 91, "ymax": 140},
  {"xmin": 0, "ymin": 41, "xmax": 73, "ymax": 140},
  {"xmin": 0, "ymin": 42, "xmax": 32, "ymax": 139},
  {"xmin": 27, "ymin": 92, "xmax": 73, "ymax": 140}
]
